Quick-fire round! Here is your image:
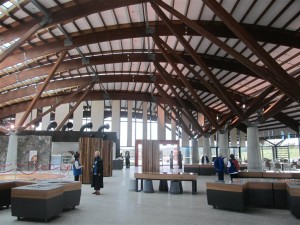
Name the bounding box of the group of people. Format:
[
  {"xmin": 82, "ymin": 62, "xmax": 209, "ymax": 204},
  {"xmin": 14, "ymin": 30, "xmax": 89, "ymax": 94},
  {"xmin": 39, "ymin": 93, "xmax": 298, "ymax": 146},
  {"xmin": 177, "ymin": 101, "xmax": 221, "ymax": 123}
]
[
  {"xmin": 72, "ymin": 150, "xmax": 132, "ymax": 195},
  {"xmin": 169, "ymin": 151, "xmax": 183, "ymax": 169},
  {"xmin": 72, "ymin": 149, "xmax": 239, "ymax": 196},
  {"xmin": 214, "ymin": 153, "xmax": 240, "ymax": 182},
  {"xmin": 72, "ymin": 151, "xmax": 104, "ymax": 195},
  {"xmin": 116, "ymin": 151, "xmax": 131, "ymax": 168}
]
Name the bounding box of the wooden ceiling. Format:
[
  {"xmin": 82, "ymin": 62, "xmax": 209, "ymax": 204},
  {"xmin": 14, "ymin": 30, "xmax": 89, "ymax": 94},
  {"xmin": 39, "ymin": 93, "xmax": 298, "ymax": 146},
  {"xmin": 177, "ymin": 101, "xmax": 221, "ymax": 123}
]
[{"xmin": 0, "ymin": 0, "xmax": 299, "ymax": 137}]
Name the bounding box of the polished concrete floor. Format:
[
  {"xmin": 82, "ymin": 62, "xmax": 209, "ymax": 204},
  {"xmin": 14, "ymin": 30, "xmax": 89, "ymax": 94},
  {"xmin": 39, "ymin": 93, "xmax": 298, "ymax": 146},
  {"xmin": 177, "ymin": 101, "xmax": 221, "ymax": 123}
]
[{"xmin": 1, "ymin": 167, "xmax": 299, "ymax": 225}]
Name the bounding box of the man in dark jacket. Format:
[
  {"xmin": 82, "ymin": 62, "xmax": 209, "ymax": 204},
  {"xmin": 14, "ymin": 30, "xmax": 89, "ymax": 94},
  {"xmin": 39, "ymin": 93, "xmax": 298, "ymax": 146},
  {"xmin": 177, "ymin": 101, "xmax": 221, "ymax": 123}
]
[{"xmin": 91, "ymin": 151, "xmax": 103, "ymax": 195}]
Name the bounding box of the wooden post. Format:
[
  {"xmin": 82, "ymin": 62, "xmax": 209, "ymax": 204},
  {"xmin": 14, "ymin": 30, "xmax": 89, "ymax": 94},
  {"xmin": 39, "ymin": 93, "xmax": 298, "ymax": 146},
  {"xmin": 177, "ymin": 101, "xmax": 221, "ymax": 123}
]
[{"xmin": 79, "ymin": 137, "xmax": 113, "ymax": 184}]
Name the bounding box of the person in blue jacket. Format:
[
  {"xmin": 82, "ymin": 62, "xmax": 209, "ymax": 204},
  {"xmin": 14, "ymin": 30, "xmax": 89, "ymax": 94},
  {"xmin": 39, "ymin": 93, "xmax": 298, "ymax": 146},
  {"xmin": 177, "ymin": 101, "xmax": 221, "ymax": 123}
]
[
  {"xmin": 214, "ymin": 153, "xmax": 226, "ymax": 181},
  {"xmin": 73, "ymin": 152, "xmax": 83, "ymax": 181}
]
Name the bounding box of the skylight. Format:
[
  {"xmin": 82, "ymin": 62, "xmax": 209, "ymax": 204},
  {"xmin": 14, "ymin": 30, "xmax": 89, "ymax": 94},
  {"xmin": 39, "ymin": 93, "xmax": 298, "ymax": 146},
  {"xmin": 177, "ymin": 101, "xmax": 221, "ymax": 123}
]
[{"xmin": 2, "ymin": 1, "xmax": 13, "ymax": 9}]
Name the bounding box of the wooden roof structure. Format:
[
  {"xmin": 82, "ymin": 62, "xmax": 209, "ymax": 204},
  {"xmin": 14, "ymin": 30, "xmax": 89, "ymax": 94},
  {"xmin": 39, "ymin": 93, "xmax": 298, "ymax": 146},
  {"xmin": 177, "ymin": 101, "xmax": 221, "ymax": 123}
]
[{"xmin": 0, "ymin": 0, "xmax": 299, "ymax": 137}]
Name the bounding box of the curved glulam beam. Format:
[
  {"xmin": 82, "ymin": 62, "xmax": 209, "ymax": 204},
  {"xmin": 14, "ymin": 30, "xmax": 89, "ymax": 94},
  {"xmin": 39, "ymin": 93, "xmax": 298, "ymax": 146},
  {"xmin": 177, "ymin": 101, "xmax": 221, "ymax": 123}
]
[
  {"xmin": 203, "ymin": 0, "xmax": 300, "ymax": 102},
  {"xmin": 0, "ymin": 52, "xmax": 258, "ymax": 90},
  {"xmin": 0, "ymin": 90, "xmax": 211, "ymax": 120},
  {"xmin": 0, "ymin": 126, "xmax": 8, "ymax": 134},
  {"xmin": 1, "ymin": 0, "xmax": 149, "ymax": 44},
  {"xmin": 0, "ymin": 75, "xmax": 246, "ymax": 105},
  {"xmin": 1, "ymin": 22, "xmax": 298, "ymax": 70},
  {"xmin": 16, "ymin": 50, "xmax": 67, "ymax": 129}
]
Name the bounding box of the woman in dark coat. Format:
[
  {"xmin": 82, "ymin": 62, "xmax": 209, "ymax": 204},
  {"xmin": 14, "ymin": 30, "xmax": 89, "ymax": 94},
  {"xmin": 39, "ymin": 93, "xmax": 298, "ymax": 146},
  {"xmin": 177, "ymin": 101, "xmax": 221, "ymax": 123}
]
[
  {"xmin": 178, "ymin": 151, "xmax": 183, "ymax": 169},
  {"xmin": 91, "ymin": 151, "xmax": 103, "ymax": 195}
]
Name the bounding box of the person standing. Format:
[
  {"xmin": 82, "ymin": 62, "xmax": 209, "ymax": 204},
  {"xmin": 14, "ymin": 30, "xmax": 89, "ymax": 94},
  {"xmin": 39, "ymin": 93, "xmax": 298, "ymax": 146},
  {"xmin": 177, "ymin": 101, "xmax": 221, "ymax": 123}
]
[
  {"xmin": 91, "ymin": 151, "xmax": 103, "ymax": 195},
  {"xmin": 72, "ymin": 152, "xmax": 83, "ymax": 181},
  {"xmin": 227, "ymin": 154, "xmax": 240, "ymax": 182},
  {"xmin": 201, "ymin": 154, "xmax": 210, "ymax": 164},
  {"xmin": 125, "ymin": 151, "xmax": 130, "ymax": 168},
  {"xmin": 169, "ymin": 151, "xmax": 174, "ymax": 169},
  {"xmin": 214, "ymin": 153, "xmax": 226, "ymax": 181},
  {"xmin": 178, "ymin": 151, "xmax": 183, "ymax": 169}
]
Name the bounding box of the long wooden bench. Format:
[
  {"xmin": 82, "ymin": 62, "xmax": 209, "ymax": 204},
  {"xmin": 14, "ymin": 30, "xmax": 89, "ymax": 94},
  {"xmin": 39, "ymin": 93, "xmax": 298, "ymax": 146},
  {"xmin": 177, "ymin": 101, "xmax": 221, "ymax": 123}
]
[
  {"xmin": 184, "ymin": 164, "xmax": 216, "ymax": 175},
  {"xmin": 184, "ymin": 164, "xmax": 247, "ymax": 175},
  {"xmin": 237, "ymin": 171, "xmax": 300, "ymax": 179},
  {"xmin": 206, "ymin": 179, "xmax": 300, "ymax": 218},
  {"xmin": 206, "ymin": 181, "xmax": 248, "ymax": 212},
  {"xmin": 286, "ymin": 182, "xmax": 300, "ymax": 218},
  {"xmin": 134, "ymin": 172, "xmax": 198, "ymax": 194}
]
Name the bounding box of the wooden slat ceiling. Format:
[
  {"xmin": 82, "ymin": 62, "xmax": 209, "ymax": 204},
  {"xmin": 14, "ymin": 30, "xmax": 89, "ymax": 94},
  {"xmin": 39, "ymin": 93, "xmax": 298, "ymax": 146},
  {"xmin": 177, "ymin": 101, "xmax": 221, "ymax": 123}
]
[{"xmin": 0, "ymin": 0, "xmax": 299, "ymax": 136}]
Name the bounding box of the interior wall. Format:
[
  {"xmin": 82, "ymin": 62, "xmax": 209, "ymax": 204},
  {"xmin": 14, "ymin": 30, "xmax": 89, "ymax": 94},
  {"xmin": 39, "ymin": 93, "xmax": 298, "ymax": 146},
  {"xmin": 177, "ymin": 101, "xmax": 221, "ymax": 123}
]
[
  {"xmin": 51, "ymin": 142, "xmax": 79, "ymax": 155},
  {"xmin": 17, "ymin": 135, "xmax": 52, "ymax": 170},
  {"xmin": 0, "ymin": 135, "xmax": 9, "ymax": 169}
]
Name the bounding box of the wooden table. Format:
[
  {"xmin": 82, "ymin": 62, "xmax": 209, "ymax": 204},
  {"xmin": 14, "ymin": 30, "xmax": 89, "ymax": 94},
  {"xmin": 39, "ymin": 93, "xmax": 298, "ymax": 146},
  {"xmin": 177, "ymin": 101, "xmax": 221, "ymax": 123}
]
[{"xmin": 134, "ymin": 172, "xmax": 198, "ymax": 194}]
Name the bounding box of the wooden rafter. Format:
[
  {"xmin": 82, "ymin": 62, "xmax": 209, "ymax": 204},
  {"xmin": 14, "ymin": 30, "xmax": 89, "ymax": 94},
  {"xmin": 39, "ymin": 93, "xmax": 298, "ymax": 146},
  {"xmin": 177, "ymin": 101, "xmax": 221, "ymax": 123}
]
[
  {"xmin": 153, "ymin": 35, "xmax": 217, "ymax": 128},
  {"xmin": 0, "ymin": 53, "xmax": 259, "ymax": 90},
  {"xmin": 55, "ymin": 82, "xmax": 95, "ymax": 131},
  {"xmin": 157, "ymin": 102, "xmax": 193, "ymax": 138},
  {"xmin": 228, "ymin": 87, "xmax": 278, "ymax": 129},
  {"xmin": 21, "ymin": 81, "xmax": 93, "ymax": 130},
  {"xmin": 0, "ymin": 23, "xmax": 41, "ymax": 64},
  {"xmin": 1, "ymin": 22, "xmax": 298, "ymax": 70},
  {"xmin": 261, "ymin": 96, "xmax": 294, "ymax": 121},
  {"xmin": 273, "ymin": 113, "xmax": 299, "ymax": 133},
  {"xmin": 152, "ymin": 77, "xmax": 194, "ymax": 137},
  {"xmin": 151, "ymin": 1, "xmax": 244, "ymax": 119},
  {"xmin": 202, "ymin": 0, "xmax": 300, "ymax": 102},
  {"xmin": 16, "ymin": 50, "xmax": 67, "ymax": 129},
  {"xmin": 0, "ymin": 126, "xmax": 8, "ymax": 134},
  {"xmin": 153, "ymin": 61, "xmax": 202, "ymax": 135},
  {"xmin": 1, "ymin": 0, "xmax": 150, "ymax": 44},
  {"xmin": 153, "ymin": 60, "xmax": 204, "ymax": 134},
  {"xmin": 155, "ymin": 0, "xmax": 300, "ymax": 103}
]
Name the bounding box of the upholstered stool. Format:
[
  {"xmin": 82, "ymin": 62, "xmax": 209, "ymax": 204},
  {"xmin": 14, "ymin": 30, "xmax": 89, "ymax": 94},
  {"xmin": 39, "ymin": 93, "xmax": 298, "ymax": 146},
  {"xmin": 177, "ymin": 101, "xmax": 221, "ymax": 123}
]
[
  {"xmin": 143, "ymin": 180, "xmax": 154, "ymax": 193},
  {"xmin": 159, "ymin": 180, "xmax": 169, "ymax": 192},
  {"xmin": 170, "ymin": 181, "xmax": 182, "ymax": 194},
  {"xmin": 128, "ymin": 179, "xmax": 136, "ymax": 191}
]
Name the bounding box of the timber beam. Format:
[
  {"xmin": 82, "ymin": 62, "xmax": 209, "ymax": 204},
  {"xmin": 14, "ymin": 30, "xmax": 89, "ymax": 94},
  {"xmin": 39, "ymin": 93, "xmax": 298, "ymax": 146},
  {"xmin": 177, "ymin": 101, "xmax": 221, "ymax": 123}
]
[
  {"xmin": 16, "ymin": 50, "xmax": 67, "ymax": 129},
  {"xmin": 151, "ymin": 1, "xmax": 244, "ymax": 119},
  {"xmin": 202, "ymin": 0, "xmax": 300, "ymax": 102}
]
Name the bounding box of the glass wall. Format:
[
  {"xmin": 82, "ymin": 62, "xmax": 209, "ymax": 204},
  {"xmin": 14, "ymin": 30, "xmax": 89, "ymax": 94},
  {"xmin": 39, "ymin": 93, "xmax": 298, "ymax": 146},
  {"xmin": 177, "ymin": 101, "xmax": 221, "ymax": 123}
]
[{"xmin": 260, "ymin": 136, "xmax": 300, "ymax": 162}]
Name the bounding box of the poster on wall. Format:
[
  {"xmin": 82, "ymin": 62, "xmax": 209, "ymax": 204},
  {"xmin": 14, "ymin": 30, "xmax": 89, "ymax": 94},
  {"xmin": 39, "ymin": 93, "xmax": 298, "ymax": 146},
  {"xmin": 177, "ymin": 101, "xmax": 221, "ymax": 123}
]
[{"xmin": 29, "ymin": 150, "xmax": 38, "ymax": 162}]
